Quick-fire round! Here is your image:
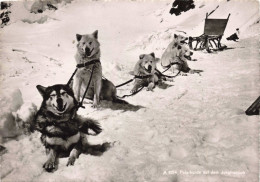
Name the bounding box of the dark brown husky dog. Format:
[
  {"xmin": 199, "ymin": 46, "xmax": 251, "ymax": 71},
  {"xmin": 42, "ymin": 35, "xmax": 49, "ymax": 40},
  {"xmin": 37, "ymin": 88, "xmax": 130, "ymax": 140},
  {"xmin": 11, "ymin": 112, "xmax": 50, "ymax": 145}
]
[{"xmin": 35, "ymin": 84, "xmax": 102, "ymax": 172}]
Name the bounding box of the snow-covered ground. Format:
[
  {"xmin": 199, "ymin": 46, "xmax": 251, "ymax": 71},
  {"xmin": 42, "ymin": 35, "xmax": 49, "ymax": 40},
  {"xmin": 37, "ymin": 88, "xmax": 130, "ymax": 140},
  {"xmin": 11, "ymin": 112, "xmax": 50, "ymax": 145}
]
[{"xmin": 0, "ymin": 0, "xmax": 259, "ymax": 181}]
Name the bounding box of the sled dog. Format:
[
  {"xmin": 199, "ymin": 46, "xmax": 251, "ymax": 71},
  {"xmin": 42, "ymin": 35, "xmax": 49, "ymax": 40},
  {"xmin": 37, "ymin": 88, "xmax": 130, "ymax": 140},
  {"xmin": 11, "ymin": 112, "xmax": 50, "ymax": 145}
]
[
  {"xmin": 161, "ymin": 34, "xmax": 195, "ymax": 74},
  {"xmin": 35, "ymin": 84, "xmax": 102, "ymax": 172},
  {"xmin": 73, "ymin": 30, "xmax": 126, "ymax": 107},
  {"xmin": 131, "ymin": 52, "xmax": 172, "ymax": 93}
]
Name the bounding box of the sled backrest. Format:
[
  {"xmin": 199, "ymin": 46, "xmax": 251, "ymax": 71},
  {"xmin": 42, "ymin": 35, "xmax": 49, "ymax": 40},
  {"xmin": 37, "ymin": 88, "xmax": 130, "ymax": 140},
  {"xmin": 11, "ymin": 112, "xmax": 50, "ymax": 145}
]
[{"xmin": 203, "ymin": 13, "xmax": 230, "ymax": 36}]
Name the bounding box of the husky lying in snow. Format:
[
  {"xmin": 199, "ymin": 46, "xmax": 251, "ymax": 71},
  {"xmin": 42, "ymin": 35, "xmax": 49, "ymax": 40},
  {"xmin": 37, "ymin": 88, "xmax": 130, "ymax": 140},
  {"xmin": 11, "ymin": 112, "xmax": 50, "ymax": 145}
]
[
  {"xmin": 73, "ymin": 30, "xmax": 126, "ymax": 107},
  {"xmin": 35, "ymin": 84, "xmax": 102, "ymax": 172},
  {"xmin": 161, "ymin": 34, "xmax": 197, "ymax": 74},
  {"xmin": 131, "ymin": 53, "xmax": 173, "ymax": 93}
]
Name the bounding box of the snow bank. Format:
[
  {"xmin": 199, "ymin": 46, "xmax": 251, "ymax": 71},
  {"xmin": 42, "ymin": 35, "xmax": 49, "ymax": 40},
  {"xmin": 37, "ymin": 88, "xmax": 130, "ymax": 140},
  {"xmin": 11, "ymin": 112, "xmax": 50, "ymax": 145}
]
[
  {"xmin": 0, "ymin": 90, "xmax": 37, "ymax": 142},
  {"xmin": 0, "ymin": 89, "xmax": 23, "ymax": 142},
  {"xmin": 12, "ymin": 102, "xmax": 37, "ymax": 134},
  {"xmin": 2, "ymin": 0, "xmax": 73, "ymax": 26},
  {"xmin": 30, "ymin": 0, "xmax": 73, "ymax": 14}
]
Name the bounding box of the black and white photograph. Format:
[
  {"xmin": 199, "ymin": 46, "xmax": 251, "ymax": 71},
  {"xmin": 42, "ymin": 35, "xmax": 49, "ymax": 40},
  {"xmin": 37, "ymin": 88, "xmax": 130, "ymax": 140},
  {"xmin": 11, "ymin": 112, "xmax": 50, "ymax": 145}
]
[{"xmin": 0, "ymin": 0, "xmax": 259, "ymax": 181}]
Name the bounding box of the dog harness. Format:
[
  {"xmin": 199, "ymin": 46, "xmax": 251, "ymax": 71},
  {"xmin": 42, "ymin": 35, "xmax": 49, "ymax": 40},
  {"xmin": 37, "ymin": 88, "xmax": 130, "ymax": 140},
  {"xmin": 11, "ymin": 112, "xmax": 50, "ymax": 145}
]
[
  {"xmin": 76, "ymin": 59, "xmax": 100, "ymax": 68},
  {"xmin": 66, "ymin": 59, "xmax": 101, "ymax": 109}
]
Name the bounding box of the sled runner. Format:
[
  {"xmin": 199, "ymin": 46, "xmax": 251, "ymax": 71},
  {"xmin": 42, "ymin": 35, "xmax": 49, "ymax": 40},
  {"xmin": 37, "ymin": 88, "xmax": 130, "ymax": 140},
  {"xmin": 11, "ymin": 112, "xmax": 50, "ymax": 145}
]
[
  {"xmin": 188, "ymin": 13, "xmax": 230, "ymax": 52},
  {"xmin": 245, "ymin": 96, "xmax": 260, "ymax": 116}
]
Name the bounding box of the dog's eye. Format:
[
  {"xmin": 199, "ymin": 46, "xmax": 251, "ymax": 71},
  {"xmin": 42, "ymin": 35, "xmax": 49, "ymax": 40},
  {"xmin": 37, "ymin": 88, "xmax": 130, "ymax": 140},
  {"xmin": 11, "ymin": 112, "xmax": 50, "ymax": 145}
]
[
  {"xmin": 89, "ymin": 42, "xmax": 92, "ymax": 45},
  {"xmin": 61, "ymin": 92, "xmax": 67, "ymax": 96},
  {"xmin": 50, "ymin": 94, "xmax": 56, "ymax": 97},
  {"xmin": 82, "ymin": 42, "xmax": 85, "ymax": 45}
]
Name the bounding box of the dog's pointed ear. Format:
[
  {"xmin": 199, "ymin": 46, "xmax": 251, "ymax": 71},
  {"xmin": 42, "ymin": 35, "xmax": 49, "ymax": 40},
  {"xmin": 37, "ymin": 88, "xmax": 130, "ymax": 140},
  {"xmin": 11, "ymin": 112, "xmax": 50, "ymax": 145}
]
[
  {"xmin": 36, "ymin": 85, "xmax": 47, "ymax": 97},
  {"xmin": 150, "ymin": 52, "xmax": 155, "ymax": 58},
  {"xmin": 177, "ymin": 45, "xmax": 182, "ymax": 50},
  {"xmin": 76, "ymin": 34, "xmax": 82, "ymax": 42},
  {"xmin": 139, "ymin": 54, "xmax": 145, "ymax": 59},
  {"xmin": 12, "ymin": 112, "xmax": 18, "ymax": 120},
  {"xmin": 92, "ymin": 30, "xmax": 98, "ymax": 39},
  {"xmin": 67, "ymin": 80, "xmax": 73, "ymax": 89},
  {"xmin": 174, "ymin": 34, "xmax": 178, "ymax": 38}
]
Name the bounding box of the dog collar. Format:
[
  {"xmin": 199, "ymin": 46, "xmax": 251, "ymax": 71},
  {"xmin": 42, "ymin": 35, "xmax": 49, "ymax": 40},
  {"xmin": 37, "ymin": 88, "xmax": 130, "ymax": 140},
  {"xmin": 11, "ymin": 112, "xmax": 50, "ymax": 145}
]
[{"xmin": 77, "ymin": 59, "xmax": 100, "ymax": 68}]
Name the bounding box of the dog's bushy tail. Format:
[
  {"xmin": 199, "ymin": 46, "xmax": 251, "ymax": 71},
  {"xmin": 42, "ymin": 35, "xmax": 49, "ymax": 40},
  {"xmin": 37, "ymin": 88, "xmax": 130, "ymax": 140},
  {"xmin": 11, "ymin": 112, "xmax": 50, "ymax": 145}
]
[{"xmin": 76, "ymin": 116, "xmax": 102, "ymax": 135}]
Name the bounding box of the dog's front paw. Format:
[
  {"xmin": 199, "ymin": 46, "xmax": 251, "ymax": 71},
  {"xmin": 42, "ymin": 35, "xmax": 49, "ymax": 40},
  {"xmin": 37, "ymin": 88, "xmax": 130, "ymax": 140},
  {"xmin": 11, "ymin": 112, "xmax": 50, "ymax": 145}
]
[
  {"xmin": 146, "ymin": 87, "xmax": 153, "ymax": 91},
  {"xmin": 43, "ymin": 159, "xmax": 57, "ymax": 172},
  {"xmin": 66, "ymin": 156, "xmax": 76, "ymax": 166},
  {"xmin": 167, "ymin": 78, "xmax": 174, "ymax": 82},
  {"xmin": 131, "ymin": 89, "xmax": 137, "ymax": 93},
  {"xmin": 147, "ymin": 83, "xmax": 155, "ymax": 91},
  {"xmin": 92, "ymin": 103, "xmax": 99, "ymax": 108},
  {"xmin": 181, "ymin": 73, "xmax": 188, "ymax": 76}
]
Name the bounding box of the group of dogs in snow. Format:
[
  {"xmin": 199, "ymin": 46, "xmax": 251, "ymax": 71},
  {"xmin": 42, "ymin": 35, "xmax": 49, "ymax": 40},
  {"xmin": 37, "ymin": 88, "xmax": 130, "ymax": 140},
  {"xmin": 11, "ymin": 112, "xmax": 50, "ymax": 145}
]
[{"xmin": 18, "ymin": 31, "xmax": 199, "ymax": 172}]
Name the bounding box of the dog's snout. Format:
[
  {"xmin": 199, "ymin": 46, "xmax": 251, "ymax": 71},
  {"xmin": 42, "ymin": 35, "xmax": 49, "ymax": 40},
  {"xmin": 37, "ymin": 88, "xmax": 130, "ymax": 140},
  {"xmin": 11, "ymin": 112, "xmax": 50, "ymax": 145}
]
[
  {"xmin": 190, "ymin": 51, "xmax": 193, "ymax": 56},
  {"xmin": 148, "ymin": 65, "xmax": 152, "ymax": 73},
  {"xmin": 56, "ymin": 98, "xmax": 63, "ymax": 109},
  {"xmin": 85, "ymin": 47, "xmax": 90, "ymax": 54}
]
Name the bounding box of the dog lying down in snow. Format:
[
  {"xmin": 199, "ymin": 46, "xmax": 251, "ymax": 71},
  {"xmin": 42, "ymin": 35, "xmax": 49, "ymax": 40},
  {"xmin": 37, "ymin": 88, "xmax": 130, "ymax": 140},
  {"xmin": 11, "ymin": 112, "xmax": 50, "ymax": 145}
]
[
  {"xmin": 130, "ymin": 52, "xmax": 173, "ymax": 93},
  {"xmin": 160, "ymin": 34, "xmax": 202, "ymax": 75},
  {"xmin": 33, "ymin": 84, "xmax": 102, "ymax": 172}
]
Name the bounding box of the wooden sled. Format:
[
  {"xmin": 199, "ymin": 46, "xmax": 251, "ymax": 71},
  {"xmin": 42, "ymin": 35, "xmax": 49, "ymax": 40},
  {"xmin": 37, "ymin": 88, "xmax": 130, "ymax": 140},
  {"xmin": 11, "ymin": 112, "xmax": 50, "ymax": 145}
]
[{"xmin": 188, "ymin": 13, "xmax": 230, "ymax": 52}]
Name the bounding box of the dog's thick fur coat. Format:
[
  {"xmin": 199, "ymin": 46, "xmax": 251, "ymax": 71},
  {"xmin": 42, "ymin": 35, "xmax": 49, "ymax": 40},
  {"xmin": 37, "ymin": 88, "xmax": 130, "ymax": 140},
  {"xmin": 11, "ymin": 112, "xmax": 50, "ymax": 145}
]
[
  {"xmin": 161, "ymin": 34, "xmax": 195, "ymax": 74},
  {"xmin": 35, "ymin": 84, "xmax": 102, "ymax": 172},
  {"xmin": 73, "ymin": 30, "xmax": 126, "ymax": 106},
  {"xmin": 131, "ymin": 53, "xmax": 172, "ymax": 93}
]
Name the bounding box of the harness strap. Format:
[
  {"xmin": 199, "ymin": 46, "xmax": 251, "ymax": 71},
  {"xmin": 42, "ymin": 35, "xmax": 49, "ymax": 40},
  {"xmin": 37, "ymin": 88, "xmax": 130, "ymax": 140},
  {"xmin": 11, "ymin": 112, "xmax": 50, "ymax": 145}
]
[
  {"xmin": 117, "ymin": 86, "xmax": 144, "ymax": 98},
  {"xmin": 78, "ymin": 65, "xmax": 94, "ymax": 109},
  {"xmin": 116, "ymin": 78, "xmax": 134, "ymax": 88},
  {"xmin": 159, "ymin": 56, "xmax": 184, "ymax": 77},
  {"xmin": 116, "ymin": 75, "xmax": 152, "ymax": 88},
  {"xmin": 67, "ymin": 68, "xmax": 78, "ymax": 86},
  {"xmin": 161, "ymin": 66, "xmax": 171, "ymax": 73},
  {"xmin": 156, "ymin": 68, "xmax": 181, "ymax": 78},
  {"xmin": 161, "ymin": 56, "xmax": 183, "ymax": 68},
  {"xmin": 76, "ymin": 59, "xmax": 100, "ymax": 68},
  {"xmin": 65, "ymin": 59, "xmax": 99, "ymax": 109}
]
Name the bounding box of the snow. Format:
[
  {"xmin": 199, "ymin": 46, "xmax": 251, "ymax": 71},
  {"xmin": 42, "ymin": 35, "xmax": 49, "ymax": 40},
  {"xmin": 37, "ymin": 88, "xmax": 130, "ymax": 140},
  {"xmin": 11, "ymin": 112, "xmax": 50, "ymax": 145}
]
[
  {"xmin": 0, "ymin": 89, "xmax": 23, "ymax": 141},
  {"xmin": 0, "ymin": 0, "xmax": 259, "ymax": 181}
]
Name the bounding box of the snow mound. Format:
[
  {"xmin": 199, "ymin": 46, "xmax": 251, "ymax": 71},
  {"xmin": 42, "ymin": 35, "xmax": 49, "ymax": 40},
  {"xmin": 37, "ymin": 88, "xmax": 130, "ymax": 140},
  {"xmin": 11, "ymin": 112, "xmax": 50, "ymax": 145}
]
[
  {"xmin": 12, "ymin": 102, "xmax": 37, "ymax": 134},
  {"xmin": 128, "ymin": 28, "xmax": 186, "ymax": 58},
  {"xmin": 0, "ymin": 89, "xmax": 23, "ymax": 115},
  {"xmin": 0, "ymin": 89, "xmax": 24, "ymax": 142},
  {"xmin": 30, "ymin": 0, "xmax": 73, "ymax": 14},
  {"xmin": 0, "ymin": 89, "xmax": 37, "ymax": 142},
  {"xmin": 21, "ymin": 16, "xmax": 57, "ymax": 24},
  {"xmin": 1, "ymin": 0, "xmax": 72, "ymax": 27}
]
